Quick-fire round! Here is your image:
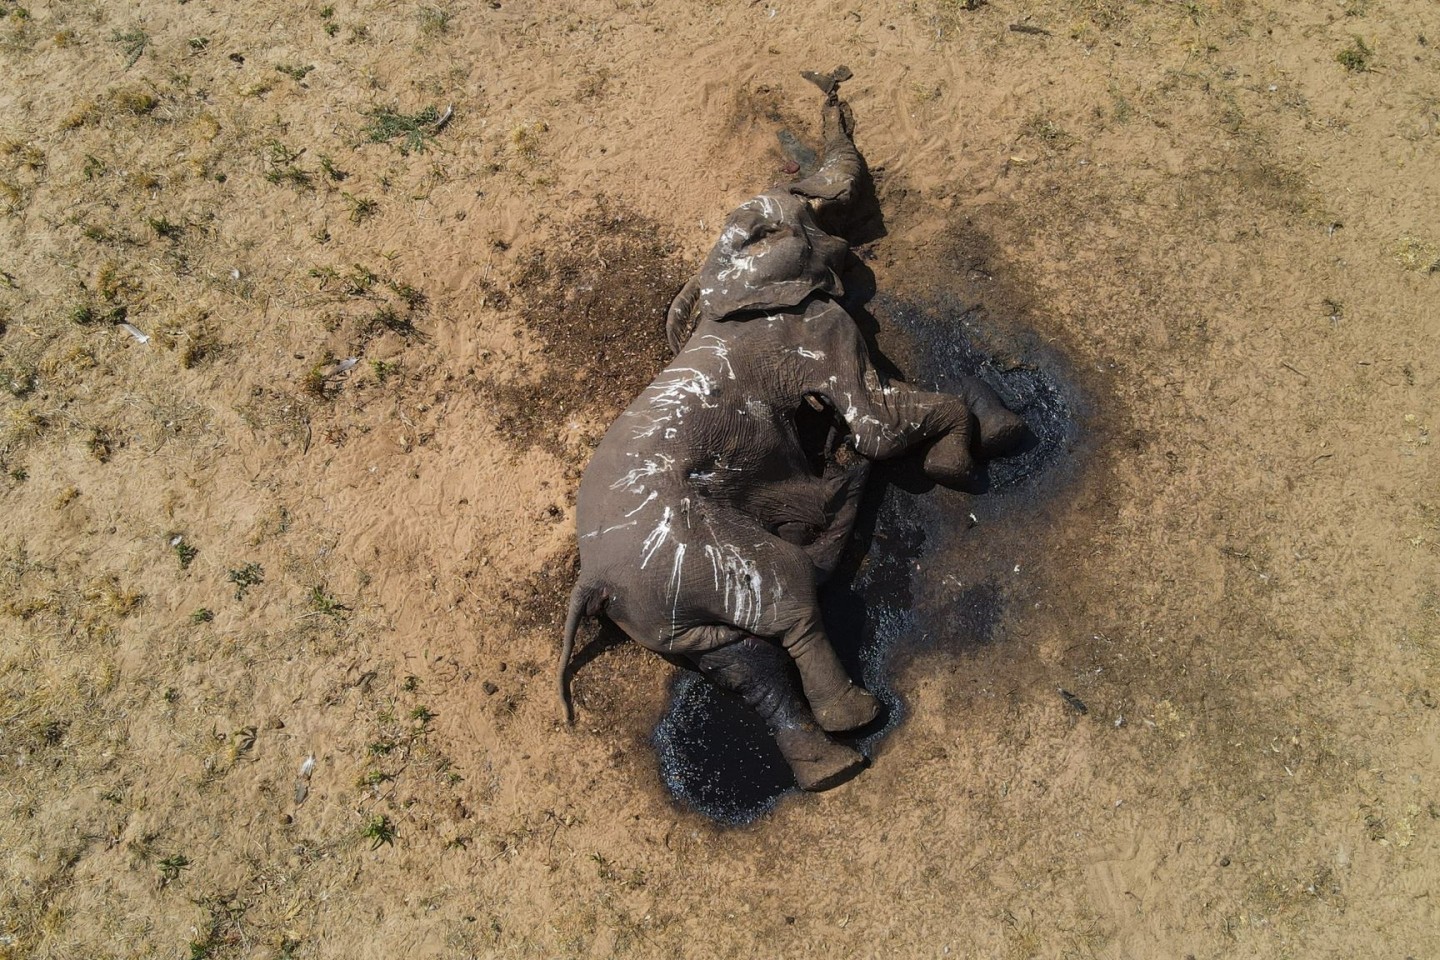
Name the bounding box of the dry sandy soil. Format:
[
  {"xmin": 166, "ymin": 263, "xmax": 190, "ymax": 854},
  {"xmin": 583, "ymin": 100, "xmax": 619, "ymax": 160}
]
[{"xmin": 2, "ymin": 0, "xmax": 1438, "ymax": 957}]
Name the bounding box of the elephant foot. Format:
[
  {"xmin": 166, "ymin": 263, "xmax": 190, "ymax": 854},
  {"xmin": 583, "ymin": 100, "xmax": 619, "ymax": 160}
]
[
  {"xmin": 810, "ymin": 682, "xmax": 880, "ymax": 733},
  {"xmin": 960, "ymin": 376, "xmax": 1027, "ymax": 457},
  {"xmin": 975, "ymin": 405, "xmax": 1026, "ymax": 457},
  {"xmin": 776, "ymin": 725, "xmax": 867, "ymax": 792},
  {"xmin": 922, "ymin": 429, "xmax": 976, "ymax": 486}
]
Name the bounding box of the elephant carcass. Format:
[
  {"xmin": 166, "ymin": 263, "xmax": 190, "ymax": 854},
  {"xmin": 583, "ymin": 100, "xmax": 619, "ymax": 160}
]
[{"xmin": 559, "ymin": 77, "xmax": 1023, "ymax": 792}]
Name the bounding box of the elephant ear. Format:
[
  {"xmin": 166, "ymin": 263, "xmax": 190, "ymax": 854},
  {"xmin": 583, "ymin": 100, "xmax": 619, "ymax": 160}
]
[{"xmin": 665, "ymin": 276, "xmax": 700, "ymax": 354}]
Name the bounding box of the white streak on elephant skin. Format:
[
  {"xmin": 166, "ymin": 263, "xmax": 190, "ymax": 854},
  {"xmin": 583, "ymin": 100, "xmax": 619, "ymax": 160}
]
[
  {"xmin": 704, "ymin": 544, "xmax": 721, "ymax": 591},
  {"xmin": 795, "ymin": 347, "xmax": 825, "ymax": 360},
  {"xmin": 610, "ymin": 455, "xmax": 674, "ymax": 493},
  {"xmin": 647, "ymin": 368, "xmax": 718, "ymax": 418},
  {"xmin": 624, "ymin": 490, "xmax": 658, "ymax": 517},
  {"xmin": 667, "ymin": 542, "xmax": 687, "ymax": 647},
  {"xmin": 580, "ymin": 519, "xmax": 638, "ymax": 540},
  {"xmin": 641, "ymin": 507, "xmax": 674, "ymax": 568},
  {"xmin": 686, "ymin": 335, "xmax": 736, "ymax": 379},
  {"xmin": 716, "ymin": 254, "xmax": 758, "ymax": 284},
  {"xmin": 627, "ymin": 413, "xmax": 673, "ymax": 440},
  {"xmin": 746, "ymin": 195, "xmax": 781, "ymax": 221},
  {"xmin": 702, "ymin": 544, "xmax": 766, "ymax": 631},
  {"xmin": 858, "ymin": 414, "xmax": 895, "ymax": 438}
]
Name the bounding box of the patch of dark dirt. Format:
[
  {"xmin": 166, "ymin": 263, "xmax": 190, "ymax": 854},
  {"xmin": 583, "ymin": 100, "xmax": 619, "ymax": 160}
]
[
  {"xmin": 721, "ymin": 82, "xmax": 795, "ymax": 140},
  {"xmin": 487, "ymin": 205, "xmax": 691, "ymax": 456},
  {"xmin": 501, "ymin": 548, "xmax": 577, "ymax": 636}
]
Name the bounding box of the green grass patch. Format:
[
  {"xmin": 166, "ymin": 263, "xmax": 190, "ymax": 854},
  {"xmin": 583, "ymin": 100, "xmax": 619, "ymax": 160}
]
[
  {"xmin": 1336, "ymin": 36, "xmax": 1373, "ymax": 72},
  {"xmin": 226, "ymin": 562, "xmax": 264, "ymax": 600},
  {"xmin": 362, "ymin": 105, "xmax": 443, "ymax": 154},
  {"xmin": 112, "ymin": 27, "xmax": 148, "ymax": 68}
]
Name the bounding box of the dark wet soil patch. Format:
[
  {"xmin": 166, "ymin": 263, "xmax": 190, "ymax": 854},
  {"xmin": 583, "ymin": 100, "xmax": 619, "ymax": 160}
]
[
  {"xmin": 653, "ymin": 297, "xmax": 1081, "ymax": 824},
  {"xmin": 488, "ymin": 205, "xmax": 690, "ymax": 454}
]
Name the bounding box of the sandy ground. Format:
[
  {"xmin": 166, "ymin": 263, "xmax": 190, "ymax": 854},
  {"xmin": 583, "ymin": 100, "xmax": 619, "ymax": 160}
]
[{"xmin": 1, "ymin": 0, "xmax": 1438, "ymax": 957}]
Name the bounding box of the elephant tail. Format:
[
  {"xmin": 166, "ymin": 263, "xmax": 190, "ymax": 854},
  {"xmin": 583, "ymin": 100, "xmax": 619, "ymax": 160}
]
[{"xmin": 558, "ymin": 579, "xmax": 604, "ymax": 724}]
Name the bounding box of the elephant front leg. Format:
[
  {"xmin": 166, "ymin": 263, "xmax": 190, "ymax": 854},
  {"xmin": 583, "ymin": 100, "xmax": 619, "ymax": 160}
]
[
  {"xmin": 825, "ymin": 365, "xmax": 1025, "ymax": 485},
  {"xmin": 911, "ymin": 376, "xmax": 1026, "ymax": 481},
  {"xmin": 803, "ymin": 460, "xmax": 870, "ymax": 581},
  {"xmin": 691, "ymin": 637, "xmax": 866, "ymax": 792},
  {"xmin": 831, "ymin": 378, "xmax": 974, "ymax": 483},
  {"xmin": 956, "ymin": 375, "xmax": 1027, "ymax": 456}
]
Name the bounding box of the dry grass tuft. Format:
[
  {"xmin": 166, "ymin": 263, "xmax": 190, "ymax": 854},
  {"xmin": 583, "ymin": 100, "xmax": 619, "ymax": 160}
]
[{"xmin": 1393, "ymin": 235, "xmax": 1440, "ymax": 272}]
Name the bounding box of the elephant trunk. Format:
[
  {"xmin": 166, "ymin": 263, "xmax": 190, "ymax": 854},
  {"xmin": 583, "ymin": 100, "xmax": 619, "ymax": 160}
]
[{"xmin": 788, "ymin": 98, "xmax": 863, "ymax": 208}]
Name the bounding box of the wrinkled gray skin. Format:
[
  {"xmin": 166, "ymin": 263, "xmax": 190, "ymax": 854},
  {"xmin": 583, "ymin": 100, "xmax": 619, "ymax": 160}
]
[{"xmin": 560, "ymin": 82, "xmax": 1023, "ymax": 791}]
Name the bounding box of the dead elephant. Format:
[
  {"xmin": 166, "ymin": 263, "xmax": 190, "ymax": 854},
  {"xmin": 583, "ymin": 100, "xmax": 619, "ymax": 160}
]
[{"xmin": 560, "ymin": 75, "xmax": 1023, "ymax": 792}]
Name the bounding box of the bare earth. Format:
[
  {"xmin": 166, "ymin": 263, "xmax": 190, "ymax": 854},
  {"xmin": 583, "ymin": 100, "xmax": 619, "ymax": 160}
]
[{"xmin": 2, "ymin": 0, "xmax": 1437, "ymax": 957}]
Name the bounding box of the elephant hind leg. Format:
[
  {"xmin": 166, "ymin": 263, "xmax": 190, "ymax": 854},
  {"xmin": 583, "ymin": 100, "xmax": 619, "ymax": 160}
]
[
  {"xmin": 691, "ymin": 636, "xmax": 866, "ymax": 792},
  {"xmin": 676, "ymin": 526, "xmax": 879, "ymax": 734},
  {"xmin": 770, "ymin": 604, "xmax": 880, "ymax": 733}
]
